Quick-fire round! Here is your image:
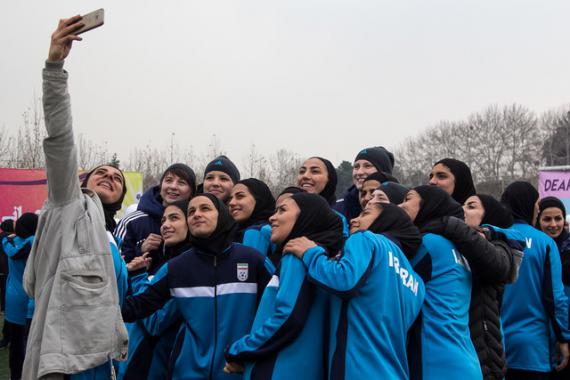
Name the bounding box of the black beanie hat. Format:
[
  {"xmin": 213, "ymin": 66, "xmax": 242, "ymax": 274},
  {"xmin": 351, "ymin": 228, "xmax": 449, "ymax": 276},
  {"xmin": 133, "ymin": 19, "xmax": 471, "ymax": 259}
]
[
  {"xmin": 434, "ymin": 158, "xmax": 476, "ymax": 205},
  {"xmin": 0, "ymin": 219, "xmax": 15, "ymax": 234},
  {"xmin": 354, "ymin": 146, "xmax": 395, "ymax": 174},
  {"xmin": 312, "ymin": 157, "xmax": 338, "ymax": 206},
  {"xmin": 204, "ymin": 155, "xmax": 240, "ymax": 184},
  {"xmin": 15, "ymin": 212, "xmax": 39, "ymax": 239},
  {"xmin": 161, "ymin": 163, "xmax": 197, "ymax": 196}
]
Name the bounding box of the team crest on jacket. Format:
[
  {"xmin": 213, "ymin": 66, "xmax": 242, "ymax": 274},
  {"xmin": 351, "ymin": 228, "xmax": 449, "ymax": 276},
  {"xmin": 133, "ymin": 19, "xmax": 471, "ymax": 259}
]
[{"xmin": 237, "ymin": 263, "xmax": 249, "ymax": 281}]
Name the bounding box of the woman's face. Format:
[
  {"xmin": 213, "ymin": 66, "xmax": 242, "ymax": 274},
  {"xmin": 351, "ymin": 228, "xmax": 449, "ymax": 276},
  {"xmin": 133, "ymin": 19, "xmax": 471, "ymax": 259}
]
[
  {"xmin": 370, "ymin": 189, "xmax": 390, "ymax": 205},
  {"xmin": 428, "ymin": 163, "xmax": 455, "ymax": 196},
  {"xmin": 86, "ymin": 165, "xmax": 124, "ymax": 204},
  {"xmin": 160, "ymin": 171, "xmax": 192, "ymax": 206},
  {"xmin": 187, "ymin": 196, "xmax": 219, "ymax": 238},
  {"xmin": 349, "ymin": 204, "xmax": 382, "ymax": 234},
  {"xmin": 297, "ymin": 158, "xmax": 328, "ymax": 195},
  {"xmin": 539, "ymin": 207, "xmax": 565, "ymax": 239},
  {"xmin": 228, "ymin": 184, "xmax": 256, "ymax": 223},
  {"xmin": 359, "ymin": 180, "xmax": 381, "ymax": 209},
  {"xmin": 463, "ymin": 195, "xmax": 485, "ymax": 228},
  {"xmin": 160, "ymin": 205, "xmax": 189, "ymax": 246},
  {"xmin": 203, "ymin": 171, "xmax": 234, "ymax": 202},
  {"xmin": 269, "ymin": 197, "xmax": 301, "ymax": 244},
  {"xmin": 399, "ymin": 190, "xmax": 422, "ymax": 222},
  {"xmin": 352, "ymin": 159, "xmax": 377, "ymax": 190}
]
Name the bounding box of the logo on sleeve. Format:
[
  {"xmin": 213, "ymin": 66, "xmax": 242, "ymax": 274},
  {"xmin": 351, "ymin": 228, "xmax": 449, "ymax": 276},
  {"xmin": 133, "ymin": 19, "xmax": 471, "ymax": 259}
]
[{"xmin": 237, "ymin": 263, "xmax": 249, "ymax": 281}]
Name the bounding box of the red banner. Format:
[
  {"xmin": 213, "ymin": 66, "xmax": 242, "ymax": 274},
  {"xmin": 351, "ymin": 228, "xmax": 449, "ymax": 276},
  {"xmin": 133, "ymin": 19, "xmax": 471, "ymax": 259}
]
[{"xmin": 0, "ymin": 168, "xmax": 48, "ymax": 222}]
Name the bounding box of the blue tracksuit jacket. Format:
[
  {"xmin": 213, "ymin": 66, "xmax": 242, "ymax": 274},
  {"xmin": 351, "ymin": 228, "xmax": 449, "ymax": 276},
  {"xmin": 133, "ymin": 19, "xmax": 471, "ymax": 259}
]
[
  {"xmin": 227, "ymin": 250, "xmax": 332, "ymax": 380},
  {"xmin": 240, "ymin": 223, "xmax": 273, "ymax": 257},
  {"xmin": 114, "ymin": 186, "xmax": 164, "ymax": 264},
  {"xmin": 409, "ymin": 233, "xmax": 481, "ymax": 380},
  {"xmin": 501, "ymin": 222, "xmax": 570, "ymax": 372},
  {"xmin": 333, "ymin": 185, "xmax": 361, "ymax": 221},
  {"xmin": 117, "ymin": 272, "xmax": 182, "ymax": 380},
  {"xmin": 302, "ymin": 231, "xmax": 425, "ymax": 379},
  {"xmin": 2, "ymin": 235, "xmax": 33, "ymax": 325},
  {"xmin": 122, "ymin": 243, "xmax": 273, "ymax": 380}
]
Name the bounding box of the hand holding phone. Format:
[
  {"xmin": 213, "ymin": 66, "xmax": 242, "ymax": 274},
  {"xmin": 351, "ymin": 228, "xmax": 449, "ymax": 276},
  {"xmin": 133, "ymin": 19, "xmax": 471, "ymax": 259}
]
[
  {"xmin": 76, "ymin": 9, "xmax": 104, "ymax": 35},
  {"xmin": 47, "ymin": 10, "xmax": 104, "ymax": 62}
]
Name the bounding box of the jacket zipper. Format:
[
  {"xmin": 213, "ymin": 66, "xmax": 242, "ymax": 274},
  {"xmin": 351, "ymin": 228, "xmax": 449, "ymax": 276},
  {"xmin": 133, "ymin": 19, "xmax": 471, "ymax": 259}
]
[{"xmin": 209, "ymin": 255, "xmax": 218, "ymax": 380}]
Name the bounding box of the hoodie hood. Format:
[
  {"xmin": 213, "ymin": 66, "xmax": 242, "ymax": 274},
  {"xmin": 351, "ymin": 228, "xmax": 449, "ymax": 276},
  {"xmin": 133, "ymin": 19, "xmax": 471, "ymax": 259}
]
[{"xmin": 137, "ymin": 185, "xmax": 165, "ymax": 220}]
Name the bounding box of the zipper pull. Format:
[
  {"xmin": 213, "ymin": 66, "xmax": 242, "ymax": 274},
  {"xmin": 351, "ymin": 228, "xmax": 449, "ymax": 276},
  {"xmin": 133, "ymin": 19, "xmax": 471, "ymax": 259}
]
[
  {"xmin": 483, "ymin": 321, "xmax": 488, "ymax": 332},
  {"xmin": 214, "ymin": 255, "xmax": 217, "ymax": 267}
]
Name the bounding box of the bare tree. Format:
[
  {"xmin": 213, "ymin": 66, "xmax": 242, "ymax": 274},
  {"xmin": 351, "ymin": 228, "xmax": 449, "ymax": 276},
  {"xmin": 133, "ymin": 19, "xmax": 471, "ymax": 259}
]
[
  {"xmin": 242, "ymin": 144, "xmax": 270, "ymax": 183},
  {"xmin": 266, "ymin": 149, "xmax": 304, "ymax": 194},
  {"xmin": 0, "ymin": 126, "xmax": 14, "ymax": 166}
]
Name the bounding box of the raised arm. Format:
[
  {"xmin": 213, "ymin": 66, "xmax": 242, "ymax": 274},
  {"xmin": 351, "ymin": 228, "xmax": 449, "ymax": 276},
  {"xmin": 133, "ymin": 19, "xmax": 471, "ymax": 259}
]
[{"xmin": 42, "ymin": 16, "xmax": 84, "ymax": 205}]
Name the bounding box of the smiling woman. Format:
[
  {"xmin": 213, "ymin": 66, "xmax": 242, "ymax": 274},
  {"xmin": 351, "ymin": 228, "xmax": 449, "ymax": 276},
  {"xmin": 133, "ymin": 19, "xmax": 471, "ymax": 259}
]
[
  {"xmin": 22, "ymin": 17, "xmax": 130, "ymax": 379},
  {"xmin": 81, "ymin": 164, "xmax": 127, "ymax": 232},
  {"xmin": 228, "ymin": 178, "xmax": 276, "ymax": 260},
  {"xmin": 121, "ymin": 193, "xmax": 273, "ymax": 380},
  {"xmin": 297, "ymin": 157, "xmax": 337, "ymax": 205}
]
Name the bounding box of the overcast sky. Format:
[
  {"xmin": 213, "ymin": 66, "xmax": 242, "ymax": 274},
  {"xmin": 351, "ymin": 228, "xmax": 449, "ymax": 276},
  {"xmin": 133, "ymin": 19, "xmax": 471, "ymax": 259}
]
[{"xmin": 1, "ymin": 0, "xmax": 569, "ymax": 168}]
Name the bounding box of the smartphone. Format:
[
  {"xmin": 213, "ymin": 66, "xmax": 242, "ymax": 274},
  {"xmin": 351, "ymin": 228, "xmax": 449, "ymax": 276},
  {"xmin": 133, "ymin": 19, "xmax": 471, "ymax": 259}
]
[{"xmin": 75, "ymin": 8, "xmax": 104, "ymax": 35}]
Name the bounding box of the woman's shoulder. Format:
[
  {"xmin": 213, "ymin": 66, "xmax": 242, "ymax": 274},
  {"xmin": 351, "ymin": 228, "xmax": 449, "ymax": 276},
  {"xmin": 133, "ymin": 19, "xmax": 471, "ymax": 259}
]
[{"xmin": 421, "ymin": 232, "xmax": 454, "ymax": 248}]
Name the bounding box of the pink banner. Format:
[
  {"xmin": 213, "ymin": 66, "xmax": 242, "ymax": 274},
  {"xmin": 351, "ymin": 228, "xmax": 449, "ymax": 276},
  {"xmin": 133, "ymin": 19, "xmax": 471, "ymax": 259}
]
[
  {"xmin": 0, "ymin": 168, "xmax": 47, "ymax": 222},
  {"xmin": 538, "ymin": 170, "xmax": 570, "ymax": 198}
]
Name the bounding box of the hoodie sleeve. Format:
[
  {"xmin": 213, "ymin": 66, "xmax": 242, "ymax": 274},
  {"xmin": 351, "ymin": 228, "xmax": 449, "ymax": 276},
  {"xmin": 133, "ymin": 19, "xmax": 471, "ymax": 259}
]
[
  {"xmin": 226, "ymin": 254, "xmax": 314, "ymax": 362},
  {"xmin": 302, "ymin": 233, "xmax": 374, "ymax": 299},
  {"xmin": 442, "ymin": 217, "xmax": 514, "ymax": 284},
  {"xmin": 542, "ymin": 240, "xmax": 570, "ymax": 342},
  {"xmin": 42, "ymin": 61, "xmax": 82, "ymax": 206}
]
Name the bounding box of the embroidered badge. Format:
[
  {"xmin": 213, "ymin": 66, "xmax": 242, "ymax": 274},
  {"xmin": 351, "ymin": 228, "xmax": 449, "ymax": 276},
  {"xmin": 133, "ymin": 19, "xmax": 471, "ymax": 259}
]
[{"xmin": 237, "ymin": 263, "xmax": 249, "ymax": 281}]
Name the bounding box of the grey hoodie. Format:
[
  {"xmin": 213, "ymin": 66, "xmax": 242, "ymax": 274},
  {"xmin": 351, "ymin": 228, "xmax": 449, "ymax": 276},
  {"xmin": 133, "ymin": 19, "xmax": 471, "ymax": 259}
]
[{"xmin": 22, "ymin": 61, "xmax": 128, "ymax": 379}]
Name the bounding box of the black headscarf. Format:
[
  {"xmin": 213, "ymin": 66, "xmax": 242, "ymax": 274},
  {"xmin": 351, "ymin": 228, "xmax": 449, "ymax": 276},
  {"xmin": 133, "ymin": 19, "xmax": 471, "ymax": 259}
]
[
  {"xmin": 188, "ymin": 193, "xmax": 238, "ymax": 255},
  {"xmin": 367, "ymin": 203, "xmax": 421, "ymax": 260},
  {"xmin": 281, "ymin": 193, "xmax": 344, "ymax": 257},
  {"xmin": 0, "ymin": 219, "xmax": 15, "ymax": 234},
  {"xmin": 278, "ymin": 186, "xmax": 305, "ymax": 197},
  {"xmin": 363, "ymin": 171, "xmax": 399, "ymax": 185},
  {"xmin": 162, "ymin": 201, "xmax": 191, "ymax": 257},
  {"xmin": 362, "ymin": 171, "xmax": 397, "ymax": 187},
  {"xmin": 379, "ymin": 182, "xmax": 409, "ymax": 205},
  {"xmin": 434, "ymin": 158, "xmax": 476, "ymax": 205},
  {"xmin": 236, "ymin": 178, "xmax": 276, "ymax": 230},
  {"xmin": 149, "ymin": 200, "xmax": 191, "ymax": 274},
  {"xmin": 81, "ymin": 164, "xmax": 128, "ymax": 232},
  {"xmin": 476, "ymin": 194, "xmax": 513, "ymax": 228},
  {"xmin": 537, "ymin": 196, "xmax": 568, "ymax": 246},
  {"xmin": 413, "ymin": 185, "xmax": 464, "ymax": 230},
  {"xmin": 500, "ymin": 181, "xmax": 539, "ymax": 225},
  {"xmin": 311, "ymin": 157, "xmax": 338, "ymax": 206},
  {"xmin": 15, "ymin": 213, "xmax": 39, "ymax": 239}
]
